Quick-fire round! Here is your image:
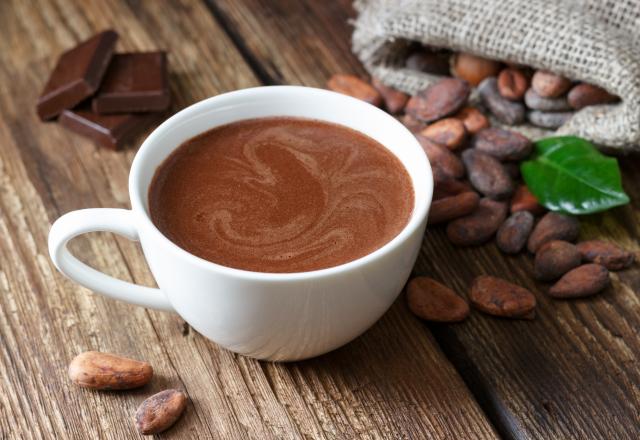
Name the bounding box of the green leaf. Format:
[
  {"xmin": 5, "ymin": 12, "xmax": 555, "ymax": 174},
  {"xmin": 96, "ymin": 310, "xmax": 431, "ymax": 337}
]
[{"xmin": 521, "ymin": 136, "xmax": 629, "ymax": 215}]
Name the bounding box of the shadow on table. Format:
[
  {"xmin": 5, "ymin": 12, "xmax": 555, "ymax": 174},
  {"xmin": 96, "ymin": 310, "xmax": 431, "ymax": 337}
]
[{"xmin": 275, "ymin": 297, "xmax": 473, "ymax": 414}]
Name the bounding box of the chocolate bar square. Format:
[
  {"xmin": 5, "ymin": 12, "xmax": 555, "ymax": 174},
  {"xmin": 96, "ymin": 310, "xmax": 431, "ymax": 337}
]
[
  {"xmin": 37, "ymin": 30, "xmax": 118, "ymax": 120},
  {"xmin": 92, "ymin": 52, "xmax": 170, "ymax": 114},
  {"xmin": 59, "ymin": 105, "xmax": 156, "ymax": 150}
]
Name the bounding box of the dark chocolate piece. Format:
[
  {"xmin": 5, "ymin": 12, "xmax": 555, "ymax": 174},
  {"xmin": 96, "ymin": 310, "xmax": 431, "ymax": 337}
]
[
  {"xmin": 59, "ymin": 106, "xmax": 156, "ymax": 150},
  {"xmin": 37, "ymin": 30, "xmax": 118, "ymax": 120},
  {"xmin": 92, "ymin": 52, "xmax": 170, "ymax": 114}
]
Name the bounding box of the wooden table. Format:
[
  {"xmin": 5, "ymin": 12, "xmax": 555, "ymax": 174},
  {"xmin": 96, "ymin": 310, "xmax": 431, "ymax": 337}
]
[{"xmin": 1, "ymin": 1, "xmax": 638, "ymax": 438}]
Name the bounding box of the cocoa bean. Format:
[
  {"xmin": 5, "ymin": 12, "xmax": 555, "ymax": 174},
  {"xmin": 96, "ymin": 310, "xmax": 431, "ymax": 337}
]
[
  {"xmin": 472, "ymin": 127, "xmax": 532, "ymax": 161},
  {"xmin": 503, "ymin": 162, "xmax": 521, "ymax": 180},
  {"xmin": 418, "ymin": 136, "xmax": 465, "ymax": 179},
  {"xmin": 534, "ymin": 240, "xmax": 581, "ymax": 281},
  {"xmin": 68, "ymin": 351, "xmax": 153, "ymax": 390},
  {"xmin": 469, "ymin": 275, "xmax": 536, "ymax": 319},
  {"xmin": 497, "ymin": 68, "xmax": 528, "ymax": 101},
  {"xmin": 462, "ymin": 149, "xmax": 514, "ymax": 199},
  {"xmin": 548, "ymin": 264, "xmax": 609, "ymax": 298},
  {"xmin": 431, "ymin": 164, "xmax": 450, "ymax": 184},
  {"xmin": 400, "ymin": 114, "xmax": 426, "ymax": 133},
  {"xmin": 372, "ymin": 78, "xmax": 409, "ymax": 114},
  {"xmin": 419, "ymin": 118, "xmax": 467, "ymax": 150},
  {"xmin": 451, "ymin": 53, "xmax": 502, "ymax": 86},
  {"xmin": 496, "ymin": 211, "xmax": 534, "ymax": 254},
  {"xmin": 478, "ymin": 77, "xmax": 526, "ymax": 125},
  {"xmin": 406, "ymin": 78, "xmax": 470, "ymax": 123},
  {"xmin": 135, "ymin": 389, "xmax": 188, "ymax": 435},
  {"xmin": 433, "ymin": 177, "xmax": 473, "ymax": 200},
  {"xmin": 527, "ymin": 212, "xmax": 579, "ymax": 253},
  {"xmin": 576, "ymin": 240, "xmax": 635, "ymax": 270},
  {"xmin": 527, "ymin": 110, "xmax": 574, "ymax": 129},
  {"xmin": 524, "ymin": 89, "xmax": 571, "ymax": 111},
  {"xmin": 510, "ymin": 185, "xmax": 545, "ymax": 215},
  {"xmin": 531, "ymin": 70, "xmax": 572, "ymax": 98},
  {"xmin": 405, "ymin": 49, "xmax": 451, "ymax": 76},
  {"xmin": 406, "ymin": 277, "xmax": 469, "ymax": 322},
  {"xmin": 568, "ymin": 83, "xmax": 618, "ymax": 110},
  {"xmin": 446, "ymin": 198, "xmax": 508, "ymax": 246},
  {"xmin": 327, "ymin": 74, "xmax": 382, "ymax": 106},
  {"xmin": 429, "ymin": 192, "xmax": 480, "ymax": 225},
  {"xmin": 454, "ymin": 106, "xmax": 490, "ymax": 134}
]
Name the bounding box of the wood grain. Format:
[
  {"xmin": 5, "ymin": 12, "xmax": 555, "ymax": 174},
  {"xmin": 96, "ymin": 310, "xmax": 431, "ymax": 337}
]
[
  {"xmin": 209, "ymin": 0, "xmax": 640, "ymax": 439},
  {"xmin": 206, "ymin": 0, "xmax": 364, "ymax": 86},
  {"xmin": 0, "ymin": 0, "xmax": 496, "ymax": 438}
]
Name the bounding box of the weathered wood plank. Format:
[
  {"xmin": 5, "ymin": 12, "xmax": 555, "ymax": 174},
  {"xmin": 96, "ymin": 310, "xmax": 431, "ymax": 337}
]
[
  {"xmin": 0, "ymin": 0, "xmax": 496, "ymax": 438},
  {"xmin": 422, "ymin": 166, "xmax": 640, "ymax": 439},
  {"xmin": 209, "ymin": 0, "xmax": 640, "ymax": 438},
  {"xmin": 0, "ymin": 0, "xmax": 258, "ymax": 437},
  {"xmin": 206, "ymin": 0, "xmax": 364, "ymax": 87}
]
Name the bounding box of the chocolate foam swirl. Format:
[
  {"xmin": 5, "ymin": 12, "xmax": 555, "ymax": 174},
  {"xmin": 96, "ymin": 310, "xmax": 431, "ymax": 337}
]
[{"xmin": 149, "ymin": 117, "xmax": 414, "ymax": 273}]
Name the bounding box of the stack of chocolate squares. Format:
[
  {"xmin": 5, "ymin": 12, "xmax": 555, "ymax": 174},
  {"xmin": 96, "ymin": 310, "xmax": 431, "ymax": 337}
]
[{"xmin": 36, "ymin": 30, "xmax": 171, "ymax": 150}]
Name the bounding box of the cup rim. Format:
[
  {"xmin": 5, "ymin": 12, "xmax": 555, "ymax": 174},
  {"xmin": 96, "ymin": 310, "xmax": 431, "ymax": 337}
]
[{"xmin": 129, "ymin": 85, "xmax": 433, "ymax": 281}]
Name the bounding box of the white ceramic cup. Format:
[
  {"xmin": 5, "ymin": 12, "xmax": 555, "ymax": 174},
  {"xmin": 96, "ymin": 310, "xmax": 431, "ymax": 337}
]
[{"xmin": 48, "ymin": 86, "xmax": 433, "ymax": 361}]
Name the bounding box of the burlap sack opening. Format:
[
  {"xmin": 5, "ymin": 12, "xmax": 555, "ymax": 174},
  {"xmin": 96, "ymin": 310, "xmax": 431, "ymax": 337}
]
[{"xmin": 352, "ymin": 0, "xmax": 640, "ymax": 151}]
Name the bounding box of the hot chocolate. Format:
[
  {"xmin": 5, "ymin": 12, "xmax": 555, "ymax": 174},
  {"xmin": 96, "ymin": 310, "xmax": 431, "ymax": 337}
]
[{"xmin": 148, "ymin": 117, "xmax": 414, "ymax": 273}]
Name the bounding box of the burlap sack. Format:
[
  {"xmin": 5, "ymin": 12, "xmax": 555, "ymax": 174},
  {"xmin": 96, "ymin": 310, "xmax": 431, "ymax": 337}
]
[{"xmin": 352, "ymin": 0, "xmax": 640, "ymax": 151}]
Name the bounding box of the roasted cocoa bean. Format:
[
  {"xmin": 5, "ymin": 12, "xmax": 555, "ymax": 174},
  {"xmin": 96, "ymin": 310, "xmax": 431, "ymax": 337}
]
[
  {"xmin": 454, "ymin": 106, "xmax": 490, "ymax": 134},
  {"xmin": 531, "ymin": 70, "xmax": 572, "ymax": 98},
  {"xmin": 496, "ymin": 211, "xmax": 534, "ymax": 254},
  {"xmin": 446, "ymin": 198, "xmax": 508, "ymax": 246},
  {"xmin": 548, "ymin": 264, "xmax": 610, "ymax": 298},
  {"xmin": 400, "ymin": 114, "xmax": 426, "ymax": 133},
  {"xmin": 567, "ymin": 83, "xmax": 618, "ymax": 110},
  {"xmin": 419, "ymin": 118, "xmax": 467, "ymax": 150},
  {"xmin": 527, "ymin": 212, "xmax": 580, "ymax": 253},
  {"xmin": 524, "ymin": 89, "xmax": 571, "ymax": 111},
  {"xmin": 405, "ymin": 50, "xmax": 451, "ymax": 76},
  {"xmin": 451, "ymin": 53, "xmax": 502, "ymax": 86},
  {"xmin": 478, "ymin": 77, "xmax": 526, "ymax": 125},
  {"xmin": 534, "ymin": 240, "xmax": 581, "ymax": 281},
  {"xmin": 135, "ymin": 389, "xmax": 188, "ymax": 435},
  {"xmin": 576, "ymin": 240, "xmax": 635, "ymax": 270},
  {"xmin": 418, "ymin": 136, "xmax": 465, "ymax": 179},
  {"xmin": 503, "ymin": 162, "xmax": 521, "ymax": 180},
  {"xmin": 372, "ymin": 78, "xmax": 409, "ymax": 114},
  {"xmin": 429, "ymin": 192, "xmax": 480, "ymax": 225},
  {"xmin": 68, "ymin": 351, "xmax": 153, "ymax": 390},
  {"xmin": 462, "ymin": 149, "xmax": 514, "ymax": 199},
  {"xmin": 510, "ymin": 185, "xmax": 545, "ymax": 215},
  {"xmin": 469, "ymin": 275, "xmax": 536, "ymax": 319},
  {"xmin": 472, "ymin": 127, "xmax": 532, "ymax": 161},
  {"xmin": 433, "ymin": 177, "xmax": 473, "ymax": 200},
  {"xmin": 431, "ymin": 164, "xmax": 451, "ymax": 184},
  {"xmin": 497, "ymin": 68, "xmax": 529, "ymax": 101},
  {"xmin": 406, "ymin": 277, "xmax": 470, "ymax": 322},
  {"xmin": 327, "ymin": 74, "xmax": 382, "ymax": 106},
  {"xmin": 527, "ymin": 110, "xmax": 573, "ymax": 129},
  {"xmin": 406, "ymin": 78, "xmax": 471, "ymax": 123}
]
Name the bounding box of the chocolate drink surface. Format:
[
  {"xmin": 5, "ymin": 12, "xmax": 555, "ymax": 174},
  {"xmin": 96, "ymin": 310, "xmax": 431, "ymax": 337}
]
[{"xmin": 149, "ymin": 117, "xmax": 414, "ymax": 273}]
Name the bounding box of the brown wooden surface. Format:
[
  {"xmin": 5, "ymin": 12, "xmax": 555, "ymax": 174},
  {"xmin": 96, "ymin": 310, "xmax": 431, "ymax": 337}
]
[
  {"xmin": 208, "ymin": 1, "xmax": 640, "ymax": 438},
  {"xmin": 0, "ymin": 1, "xmax": 497, "ymax": 439},
  {"xmin": 210, "ymin": 0, "xmax": 640, "ymax": 439},
  {"xmin": 1, "ymin": 0, "xmax": 638, "ymax": 438}
]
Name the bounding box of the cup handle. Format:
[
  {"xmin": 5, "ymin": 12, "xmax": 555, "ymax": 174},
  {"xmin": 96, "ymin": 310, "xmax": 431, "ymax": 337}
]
[{"xmin": 48, "ymin": 208, "xmax": 174, "ymax": 312}]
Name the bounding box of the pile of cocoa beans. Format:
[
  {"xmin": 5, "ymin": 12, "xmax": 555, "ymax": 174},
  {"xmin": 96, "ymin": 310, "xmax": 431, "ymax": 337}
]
[
  {"xmin": 403, "ymin": 46, "xmax": 619, "ymax": 129},
  {"xmin": 326, "ymin": 72, "xmax": 634, "ymax": 323},
  {"xmin": 68, "ymin": 351, "xmax": 188, "ymax": 435}
]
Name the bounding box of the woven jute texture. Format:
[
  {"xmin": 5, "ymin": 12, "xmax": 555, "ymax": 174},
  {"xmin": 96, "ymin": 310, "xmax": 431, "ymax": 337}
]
[{"xmin": 352, "ymin": 0, "xmax": 640, "ymax": 151}]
